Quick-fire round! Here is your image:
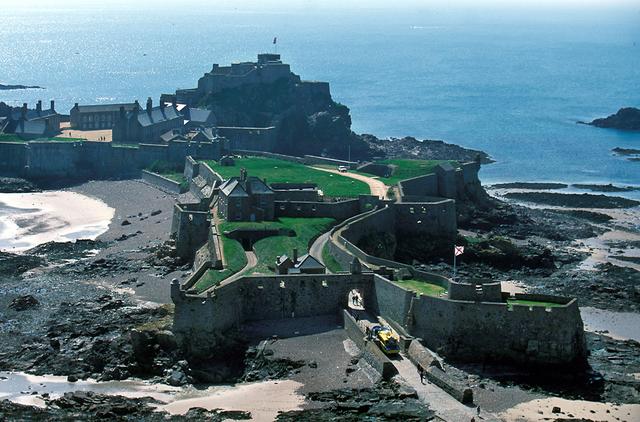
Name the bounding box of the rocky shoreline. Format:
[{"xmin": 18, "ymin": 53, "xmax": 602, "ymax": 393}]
[
  {"xmin": 1, "ymin": 177, "xmax": 639, "ymax": 419},
  {"xmin": 583, "ymin": 107, "xmax": 640, "ymax": 131}
]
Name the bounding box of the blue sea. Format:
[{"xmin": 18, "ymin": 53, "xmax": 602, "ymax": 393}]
[{"xmin": 1, "ymin": 4, "xmax": 639, "ymax": 195}]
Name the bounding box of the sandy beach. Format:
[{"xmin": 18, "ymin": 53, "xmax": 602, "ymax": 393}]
[{"xmin": 0, "ymin": 191, "xmax": 114, "ymax": 252}]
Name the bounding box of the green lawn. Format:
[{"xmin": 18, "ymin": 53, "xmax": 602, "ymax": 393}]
[
  {"xmin": 0, "ymin": 134, "xmax": 84, "ymax": 143},
  {"xmin": 246, "ymin": 217, "xmax": 336, "ymax": 274},
  {"xmin": 192, "ymin": 236, "xmax": 247, "ymax": 293},
  {"xmin": 357, "ymin": 159, "xmax": 458, "ymax": 186},
  {"xmin": 506, "ymin": 299, "xmax": 565, "ymax": 308},
  {"xmin": 392, "ymin": 279, "xmax": 448, "ymax": 297},
  {"xmin": 322, "ymin": 243, "xmax": 344, "ymax": 273},
  {"xmin": 203, "ymin": 157, "xmax": 370, "ymax": 198}
]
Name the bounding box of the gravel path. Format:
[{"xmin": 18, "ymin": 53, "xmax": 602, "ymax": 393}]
[{"xmin": 312, "ymin": 166, "xmax": 389, "ymax": 199}]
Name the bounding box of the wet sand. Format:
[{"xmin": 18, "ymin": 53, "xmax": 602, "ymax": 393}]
[
  {"xmin": 501, "ymin": 397, "xmax": 640, "ymax": 422},
  {"xmin": 581, "ymin": 306, "xmax": 640, "ymax": 342},
  {"xmin": 0, "ymin": 191, "xmax": 114, "ymax": 252},
  {"xmin": 0, "ymin": 371, "xmax": 305, "ymax": 421}
]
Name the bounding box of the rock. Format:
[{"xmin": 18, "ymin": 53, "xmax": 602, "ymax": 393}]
[
  {"xmin": 150, "ymin": 210, "xmax": 162, "ymax": 216},
  {"xmin": 121, "ymin": 220, "xmax": 131, "ymax": 226},
  {"xmin": 9, "ymin": 295, "xmax": 39, "ymax": 311},
  {"xmin": 552, "ymin": 406, "xmax": 562, "ymax": 413},
  {"xmin": 168, "ymin": 369, "xmax": 188, "ymax": 386},
  {"xmin": 308, "ymin": 360, "xmax": 318, "ymax": 368},
  {"xmin": 586, "ymin": 107, "xmax": 640, "ymax": 131},
  {"xmin": 67, "ymin": 375, "xmax": 78, "ymax": 383}
]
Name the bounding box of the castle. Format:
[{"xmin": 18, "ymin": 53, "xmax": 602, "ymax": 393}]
[{"xmin": 170, "ymin": 153, "xmax": 587, "ymax": 369}]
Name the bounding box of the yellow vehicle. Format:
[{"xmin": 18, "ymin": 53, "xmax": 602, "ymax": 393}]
[{"xmin": 371, "ymin": 325, "xmax": 400, "ymax": 355}]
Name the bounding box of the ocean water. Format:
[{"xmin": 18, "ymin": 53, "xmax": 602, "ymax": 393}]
[{"xmin": 1, "ymin": 6, "xmax": 639, "ymax": 191}]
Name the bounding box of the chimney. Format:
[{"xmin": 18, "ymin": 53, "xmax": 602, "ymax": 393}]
[
  {"xmin": 21, "ymin": 103, "xmax": 27, "ymax": 119},
  {"xmin": 146, "ymin": 97, "xmax": 152, "ymax": 114},
  {"xmin": 133, "ymin": 100, "xmax": 140, "ymax": 115},
  {"xmin": 119, "ymin": 106, "xmax": 125, "ymax": 119},
  {"xmin": 50, "ymin": 100, "xmax": 55, "ymax": 111},
  {"xmin": 293, "ymin": 248, "xmax": 298, "ymax": 264},
  {"xmin": 36, "ymin": 100, "xmax": 42, "ymax": 113},
  {"xmin": 74, "ymin": 102, "xmax": 79, "ymax": 109}
]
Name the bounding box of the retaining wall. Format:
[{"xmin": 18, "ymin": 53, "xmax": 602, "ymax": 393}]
[
  {"xmin": 141, "ymin": 170, "xmax": 184, "ymax": 194},
  {"xmin": 0, "ymin": 142, "xmax": 27, "ymax": 175},
  {"xmin": 342, "ymin": 310, "xmax": 398, "ymax": 380},
  {"xmin": 303, "ymin": 155, "xmax": 358, "ymax": 169}
]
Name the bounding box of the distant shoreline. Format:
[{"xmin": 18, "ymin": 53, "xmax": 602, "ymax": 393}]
[{"xmin": 0, "ymin": 83, "xmax": 44, "ymax": 91}]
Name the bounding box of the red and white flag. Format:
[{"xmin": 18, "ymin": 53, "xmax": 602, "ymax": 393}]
[{"xmin": 454, "ymin": 246, "xmax": 464, "ymax": 256}]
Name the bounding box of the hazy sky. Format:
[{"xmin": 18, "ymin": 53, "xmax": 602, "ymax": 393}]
[{"xmin": 10, "ymin": 0, "xmax": 640, "ymax": 10}]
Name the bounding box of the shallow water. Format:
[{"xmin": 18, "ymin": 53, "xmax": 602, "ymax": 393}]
[
  {"xmin": 0, "ymin": 191, "xmax": 114, "ymax": 252},
  {"xmin": 580, "ymin": 307, "xmax": 640, "ymax": 342},
  {"xmin": 0, "ymin": 5, "xmax": 638, "ymax": 187},
  {"xmin": 0, "ymin": 371, "xmax": 305, "ymax": 421}
]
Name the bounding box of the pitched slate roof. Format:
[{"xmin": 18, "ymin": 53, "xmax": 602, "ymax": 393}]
[
  {"xmin": 219, "ymin": 179, "xmax": 249, "ymax": 197},
  {"xmin": 134, "ymin": 106, "xmax": 182, "ymax": 127},
  {"xmin": 11, "ymin": 108, "xmax": 57, "ymax": 122},
  {"xmin": 187, "ymin": 108, "xmax": 215, "ymax": 125},
  {"xmin": 295, "ymin": 254, "xmax": 324, "ymax": 270}
]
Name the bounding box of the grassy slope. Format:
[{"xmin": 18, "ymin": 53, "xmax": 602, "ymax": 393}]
[
  {"xmin": 0, "ymin": 134, "xmax": 84, "ymax": 143},
  {"xmin": 506, "ymin": 299, "xmax": 565, "ymax": 308},
  {"xmin": 247, "ymin": 217, "xmax": 336, "ymax": 275},
  {"xmin": 192, "ymin": 236, "xmax": 247, "ymax": 293},
  {"xmin": 393, "ymin": 279, "xmax": 448, "ymax": 297},
  {"xmin": 204, "ymin": 157, "xmax": 370, "ymax": 197},
  {"xmin": 322, "ymin": 243, "xmax": 344, "ymax": 273},
  {"xmin": 358, "ymin": 159, "xmax": 458, "ymax": 186}
]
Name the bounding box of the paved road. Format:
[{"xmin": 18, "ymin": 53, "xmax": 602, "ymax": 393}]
[
  {"xmin": 312, "ymin": 166, "xmax": 389, "ymax": 199},
  {"xmin": 220, "ymin": 251, "xmax": 257, "ymax": 286},
  {"xmin": 392, "ymin": 355, "xmax": 500, "ymax": 422},
  {"xmin": 309, "ymin": 232, "xmax": 330, "ymax": 266}
]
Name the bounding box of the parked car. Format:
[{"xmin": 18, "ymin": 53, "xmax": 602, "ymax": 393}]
[{"xmin": 337, "ymin": 165, "xmax": 348, "ymax": 172}]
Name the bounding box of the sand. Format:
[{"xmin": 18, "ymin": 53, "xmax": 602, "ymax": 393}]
[
  {"xmin": 501, "ymin": 397, "xmax": 640, "ymax": 422},
  {"xmin": 580, "ymin": 306, "xmax": 640, "ymax": 342},
  {"xmin": 57, "ymin": 122, "xmax": 112, "ymax": 142},
  {"xmin": 0, "ymin": 191, "xmax": 114, "ymax": 252},
  {"xmin": 0, "ymin": 371, "xmax": 305, "ymax": 421}
]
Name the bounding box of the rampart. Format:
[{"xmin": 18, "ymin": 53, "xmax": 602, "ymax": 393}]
[
  {"xmin": 0, "ymin": 140, "xmax": 221, "ymax": 180},
  {"xmin": 219, "ymin": 127, "xmax": 277, "ymax": 152},
  {"xmin": 141, "ymin": 170, "xmax": 185, "ymax": 194}
]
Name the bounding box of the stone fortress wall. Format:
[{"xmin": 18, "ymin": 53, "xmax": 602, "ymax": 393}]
[
  {"xmin": 171, "ymin": 153, "xmax": 587, "ymax": 366},
  {"xmin": 0, "ymin": 139, "xmax": 221, "ymax": 179}
]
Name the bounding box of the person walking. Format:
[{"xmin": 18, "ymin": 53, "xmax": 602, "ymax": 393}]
[{"xmin": 418, "ymin": 366, "xmax": 426, "ymax": 384}]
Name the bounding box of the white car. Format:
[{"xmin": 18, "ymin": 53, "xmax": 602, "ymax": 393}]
[{"xmin": 337, "ymin": 165, "xmax": 348, "ymax": 172}]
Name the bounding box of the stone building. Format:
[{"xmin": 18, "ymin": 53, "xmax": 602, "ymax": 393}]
[
  {"xmin": 70, "ymin": 102, "xmax": 140, "ymax": 130},
  {"xmin": 8, "ymin": 101, "xmax": 61, "ymax": 139},
  {"xmin": 276, "ymin": 249, "xmax": 326, "ymax": 275},
  {"xmin": 113, "ymin": 98, "xmax": 183, "ymax": 144},
  {"xmin": 218, "ymin": 169, "xmax": 275, "ymax": 221}
]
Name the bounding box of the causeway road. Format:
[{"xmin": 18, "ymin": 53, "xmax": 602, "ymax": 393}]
[
  {"xmin": 392, "ymin": 355, "xmax": 501, "ymax": 422},
  {"xmin": 311, "ymin": 167, "xmax": 389, "ymax": 199}
]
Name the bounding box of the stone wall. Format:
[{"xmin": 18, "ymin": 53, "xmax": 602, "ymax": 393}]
[
  {"xmin": 410, "ymin": 294, "xmax": 586, "ymax": 366},
  {"xmin": 303, "ymin": 155, "xmax": 358, "ymax": 169},
  {"xmin": 342, "ymin": 310, "xmax": 397, "ymax": 380},
  {"xmin": 0, "ymin": 142, "xmax": 27, "ymax": 175},
  {"xmin": 141, "ymin": 170, "xmax": 184, "ymax": 194},
  {"xmin": 219, "ymin": 127, "xmax": 277, "ymax": 152},
  {"xmin": 275, "ymin": 199, "xmax": 361, "ymax": 220},
  {"xmin": 231, "ymin": 149, "xmax": 306, "ymax": 164},
  {"xmin": 371, "ymin": 274, "xmax": 413, "ymax": 328},
  {"xmin": 0, "ymin": 140, "xmax": 220, "ymax": 180},
  {"xmin": 397, "ymin": 174, "xmax": 438, "ymax": 198},
  {"xmin": 171, "ymin": 203, "xmax": 210, "ymax": 260}
]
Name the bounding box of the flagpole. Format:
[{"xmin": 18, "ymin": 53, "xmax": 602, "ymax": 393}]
[{"xmin": 453, "ymin": 247, "xmax": 457, "ymax": 281}]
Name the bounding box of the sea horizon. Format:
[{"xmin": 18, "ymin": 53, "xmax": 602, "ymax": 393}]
[{"xmin": 1, "ymin": 4, "xmax": 639, "ymax": 189}]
